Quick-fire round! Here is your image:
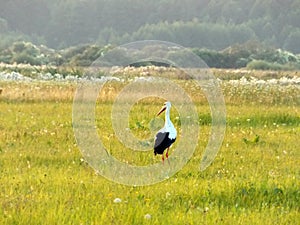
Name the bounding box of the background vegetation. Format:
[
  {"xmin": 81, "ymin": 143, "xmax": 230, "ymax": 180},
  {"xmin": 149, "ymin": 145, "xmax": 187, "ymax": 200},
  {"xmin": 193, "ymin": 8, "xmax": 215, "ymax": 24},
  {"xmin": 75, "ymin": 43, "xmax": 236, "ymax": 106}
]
[
  {"xmin": 0, "ymin": 0, "xmax": 300, "ymax": 52},
  {"xmin": 0, "ymin": 41, "xmax": 300, "ymax": 70}
]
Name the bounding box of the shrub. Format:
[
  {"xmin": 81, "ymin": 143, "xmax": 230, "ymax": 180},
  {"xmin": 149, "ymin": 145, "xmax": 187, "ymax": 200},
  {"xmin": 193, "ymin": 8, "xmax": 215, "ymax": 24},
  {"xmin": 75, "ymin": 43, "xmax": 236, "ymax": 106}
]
[
  {"xmin": 246, "ymin": 60, "xmax": 286, "ymax": 70},
  {"xmin": 12, "ymin": 52, "xmax": 41, "ymax": 65}
]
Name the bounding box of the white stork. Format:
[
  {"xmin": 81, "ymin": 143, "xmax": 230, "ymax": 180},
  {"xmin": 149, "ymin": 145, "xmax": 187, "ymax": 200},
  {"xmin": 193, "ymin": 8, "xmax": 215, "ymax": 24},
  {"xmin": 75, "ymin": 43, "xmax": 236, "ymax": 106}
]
[{"xmin": 154, "ymin": 101, "xmax": 177, "ymax": 163}]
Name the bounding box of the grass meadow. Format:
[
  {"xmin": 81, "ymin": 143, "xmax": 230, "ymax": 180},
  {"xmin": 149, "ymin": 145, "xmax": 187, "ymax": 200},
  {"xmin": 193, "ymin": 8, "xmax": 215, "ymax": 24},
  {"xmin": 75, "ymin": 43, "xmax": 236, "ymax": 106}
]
[{"xmin": 0, "ymin": 69, "xmax": 299, "ymax": 224}]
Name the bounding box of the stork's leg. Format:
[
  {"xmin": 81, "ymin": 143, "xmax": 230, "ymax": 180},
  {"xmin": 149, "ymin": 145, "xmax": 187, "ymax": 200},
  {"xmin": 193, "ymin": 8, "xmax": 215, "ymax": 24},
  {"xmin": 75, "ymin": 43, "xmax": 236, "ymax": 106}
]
[
  {"xmin": 161, "ymin": 155, "xmax": 164, "ymax": 164},
  {"xmin": 166, "ymin": 147, "xmax": 170, "ymax": 159},
  {"xmin": 166, "ymin": 148, "xmax": 170, "ymax": 165}
]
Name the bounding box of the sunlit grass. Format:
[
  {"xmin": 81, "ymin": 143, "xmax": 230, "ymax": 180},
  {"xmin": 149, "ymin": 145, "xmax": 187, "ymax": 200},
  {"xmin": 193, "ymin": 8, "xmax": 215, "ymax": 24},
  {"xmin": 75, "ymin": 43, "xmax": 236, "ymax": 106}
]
[{"xmin": 0, "ymin": 74, "xmax": 299, "ymax": 224}]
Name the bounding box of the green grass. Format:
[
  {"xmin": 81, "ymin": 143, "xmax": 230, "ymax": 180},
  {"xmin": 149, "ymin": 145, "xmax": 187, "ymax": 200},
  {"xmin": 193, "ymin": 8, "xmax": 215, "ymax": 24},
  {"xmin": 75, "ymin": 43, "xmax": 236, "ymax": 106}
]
[{"xmin": 0, "ymin": 76, "xmax": 299, "ymax": 224}]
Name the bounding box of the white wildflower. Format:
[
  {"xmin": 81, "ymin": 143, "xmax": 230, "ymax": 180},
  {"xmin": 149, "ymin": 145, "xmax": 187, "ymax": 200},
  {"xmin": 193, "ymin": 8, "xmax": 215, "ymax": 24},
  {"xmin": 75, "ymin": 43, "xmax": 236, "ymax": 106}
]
[
  {"xmin": 144, "ymin": 214, "xmax": 151, "ymax": 219},
  {"xmin": 113, "ymin": 198, "xmax": 122, "ymax": 203}
]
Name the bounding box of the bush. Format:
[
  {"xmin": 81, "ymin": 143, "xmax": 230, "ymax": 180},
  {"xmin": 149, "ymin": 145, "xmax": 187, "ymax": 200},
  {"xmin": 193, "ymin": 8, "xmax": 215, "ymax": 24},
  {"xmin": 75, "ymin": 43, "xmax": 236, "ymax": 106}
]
[
  {"xmin": 246, "ymin": 60, "xmax": 286, "ymax": 70},
  {"xmin": 193, "ymin": 49, "xmax": 228, "ymax": 68},
  {"xmin": 12, "ymin": 52, "xmax": 41, "ymax": 65},
  {"xmin": 0, "ymin": 49, "xmax": 13, "ymax": 63},
  {"xmin": 12, "ymin": 42, "xmax": 26, "ymax": 53}
]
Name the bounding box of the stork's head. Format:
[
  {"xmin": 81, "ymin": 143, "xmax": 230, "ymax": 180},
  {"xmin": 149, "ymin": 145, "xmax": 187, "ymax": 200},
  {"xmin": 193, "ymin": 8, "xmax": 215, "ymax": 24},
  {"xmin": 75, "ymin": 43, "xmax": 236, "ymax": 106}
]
[{"xmin": 156, "ymin": 101, "xmax": 171, "ymax": 116}]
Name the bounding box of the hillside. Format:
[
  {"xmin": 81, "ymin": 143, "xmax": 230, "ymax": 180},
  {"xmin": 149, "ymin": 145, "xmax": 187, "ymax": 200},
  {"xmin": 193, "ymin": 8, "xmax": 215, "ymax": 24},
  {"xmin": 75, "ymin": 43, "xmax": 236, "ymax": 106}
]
[{"xmin": 0, "ymin": 0, "xmax": 300, "ymax": 53}]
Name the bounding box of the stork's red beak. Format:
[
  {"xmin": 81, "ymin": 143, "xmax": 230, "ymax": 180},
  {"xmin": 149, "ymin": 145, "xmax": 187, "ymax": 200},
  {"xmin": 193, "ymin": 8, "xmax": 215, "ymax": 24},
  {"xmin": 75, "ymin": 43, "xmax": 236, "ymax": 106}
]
[{"xmin": 156, "ymin": 106, "xmax": 166, "ymax": 116}]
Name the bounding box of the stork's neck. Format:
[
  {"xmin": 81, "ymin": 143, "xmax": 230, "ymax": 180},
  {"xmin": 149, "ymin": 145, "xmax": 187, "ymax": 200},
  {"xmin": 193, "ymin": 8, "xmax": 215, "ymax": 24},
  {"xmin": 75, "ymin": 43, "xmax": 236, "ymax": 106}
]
[{"xmin": 165, "ymin": 107, "xmax": 172, "ymax": 127}]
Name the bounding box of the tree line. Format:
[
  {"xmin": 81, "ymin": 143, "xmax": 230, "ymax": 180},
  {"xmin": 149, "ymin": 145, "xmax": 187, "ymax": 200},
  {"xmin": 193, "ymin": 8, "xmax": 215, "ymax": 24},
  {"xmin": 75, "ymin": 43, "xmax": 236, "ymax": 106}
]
[{"xmin": 0, "ymin": 0, "xmax": 300, "ymax": 53}]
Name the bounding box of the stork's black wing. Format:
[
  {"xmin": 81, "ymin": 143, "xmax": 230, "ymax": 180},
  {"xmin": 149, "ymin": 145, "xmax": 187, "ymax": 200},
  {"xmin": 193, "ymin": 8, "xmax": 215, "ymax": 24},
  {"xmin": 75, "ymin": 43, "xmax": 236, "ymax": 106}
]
[{"xmin": 154, "ymin": 132, "xmax": 176, "ymax": 155}]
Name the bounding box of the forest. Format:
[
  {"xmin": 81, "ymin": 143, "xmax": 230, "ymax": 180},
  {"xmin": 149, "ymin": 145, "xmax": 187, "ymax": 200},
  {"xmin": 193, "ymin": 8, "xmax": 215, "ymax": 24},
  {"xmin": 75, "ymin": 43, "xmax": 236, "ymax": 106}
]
[
  {"xmin": 0, "ymin": 0, "xmax": 300, "ymax": 52},
  {"xmin": 0, "ymin": 0, "xmax": 300, "ymax": 69}
]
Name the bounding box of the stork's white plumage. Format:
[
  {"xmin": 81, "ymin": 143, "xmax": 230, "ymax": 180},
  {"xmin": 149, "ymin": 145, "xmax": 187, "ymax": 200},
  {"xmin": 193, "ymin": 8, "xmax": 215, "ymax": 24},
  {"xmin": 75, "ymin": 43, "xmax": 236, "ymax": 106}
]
[{"xmin": 154, "ymin": 101, "xmax": 177, "ymax": 163}]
